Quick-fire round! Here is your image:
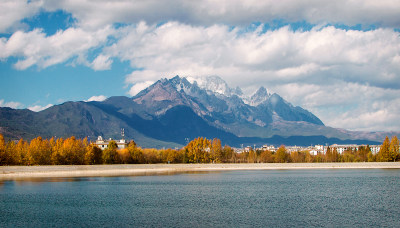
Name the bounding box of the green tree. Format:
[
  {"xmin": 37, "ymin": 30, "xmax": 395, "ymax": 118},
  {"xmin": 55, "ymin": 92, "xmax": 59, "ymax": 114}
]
[{"xmin": 102, "ymin": 140, "xmax": 119, "ymax": 164}]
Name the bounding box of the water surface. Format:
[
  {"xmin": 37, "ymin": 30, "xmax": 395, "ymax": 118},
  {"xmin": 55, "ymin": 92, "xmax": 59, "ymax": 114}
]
[{"xmin": 1, "ymin": 169, "xmax": 399, "ymax": 227}]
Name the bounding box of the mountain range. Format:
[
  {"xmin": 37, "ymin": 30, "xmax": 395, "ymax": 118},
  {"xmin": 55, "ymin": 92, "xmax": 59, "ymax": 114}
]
[{"xmin": 0, "ymin": 75, "xmax": 394, "ymax": 148}]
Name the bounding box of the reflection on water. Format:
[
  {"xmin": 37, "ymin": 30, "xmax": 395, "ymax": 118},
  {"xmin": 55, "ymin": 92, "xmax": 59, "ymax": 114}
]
[
  {"xmin": 0, "ymin": 170, "xmax": 221, "ymax": 186},
  {"xmin": 1, "ymin": 169, "xmax": 400, "ymax": 227}
]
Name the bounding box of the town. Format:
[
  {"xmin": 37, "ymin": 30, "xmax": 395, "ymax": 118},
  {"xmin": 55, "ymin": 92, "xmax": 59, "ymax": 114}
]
[{"xmin": 239, "ymin": 144, "xmax": 381, "ymax": 155}]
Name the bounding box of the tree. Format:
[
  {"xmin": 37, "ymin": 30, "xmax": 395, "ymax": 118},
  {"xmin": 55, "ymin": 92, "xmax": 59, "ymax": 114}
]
[
  {"xmin": 367, "ymin": 151, "xmax": 376, "ymax": 162},
  {"xmin": 27, "ymin": 137, "xmax": 52, "ymax": 165},
  {"xmin": 51, "ymin": 138, "xmax": 65, "ymax": 165},
  {"xmin": 210, "ymin": 138, "xmax": 222, "ymax": 163},
  {"xmin": 0, "ymin": 134, "xmax": 8, "ymax": 165},
  {"xmin": 222, "ymin": 145, "xmax": 235, "ymax": 163},
  {"xmin": 127, "ymin": 141, "xmax": 144, "ymax": 164},
  {"xmin": 389, "ymin": 136, "xmax": 399, "ymax": 162},
  {"xmin": 85, "ymin": 144, "xmax": 103, "ymax": 164},
  {"xmin": 247, "ymin": 148, "xmax": 257, "ymax": 163},
  {"xmin": 142, "ymin": 148, "xmax": 160, "ymax": 163},
  {"xmin": 378, "ymin": 136, "xmax": 391, "ymax": 162},
  {"xmin": 260, "ymin": 150, "xmax": 274, "ymax": 163},
  {"xmin": 290, "ymin": 151, "xmax": 305, "ymax": 163},
  {"xmin": 357, "ymin": 145, "xmax": 371, "ymax": 162},
  {"xmin": 325, "ymin": 146, "xmax": 332, "ymax": 162},
  {"xmin": 15, "ymin": 138, "xmax": 28, "ymax": 165},
  {"xmin": 5, "ymin": 141, "xmax": 17, "ymax": 165},
  {"xmin": 304, "ymin": 150, "xmax": 314, "ymax": 163},
  {"xmin": 275, "ymin": 146, "xmax": 289, "ymax": 163},
  {"xmin": 102, "ymin": 140, "xmax": 119, "ymax": 164},
  {"xmin": 185, "ymin": 137, "xmax": 211, "ymax": 163}
]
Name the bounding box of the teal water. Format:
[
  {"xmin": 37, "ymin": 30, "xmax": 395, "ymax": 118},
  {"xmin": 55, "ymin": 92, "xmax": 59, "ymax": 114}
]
[{"xmin": 1, "ymin": 169, "xmax": 400, "ymax": 227}]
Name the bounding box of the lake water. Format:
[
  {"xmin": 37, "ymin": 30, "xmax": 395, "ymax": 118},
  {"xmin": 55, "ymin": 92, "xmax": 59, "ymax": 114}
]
[{"xmin": 1, "ymin": 169, "xmax": 400, "ymax": 227}]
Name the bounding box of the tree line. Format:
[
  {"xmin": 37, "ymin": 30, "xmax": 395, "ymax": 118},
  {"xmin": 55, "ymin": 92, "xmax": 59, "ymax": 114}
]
[{"xmin": 0, "ymin": 134, "xmax": 399, "ymax": 165}]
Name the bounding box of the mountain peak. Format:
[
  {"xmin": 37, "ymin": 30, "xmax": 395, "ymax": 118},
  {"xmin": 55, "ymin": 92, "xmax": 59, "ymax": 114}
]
[
  {"xmin": 247, "ymin": 86, "xmax": 271, "ymax": 106},
  {"xmin": 188, "ymin": 75, "xmax": 241, "ymax": 97}
]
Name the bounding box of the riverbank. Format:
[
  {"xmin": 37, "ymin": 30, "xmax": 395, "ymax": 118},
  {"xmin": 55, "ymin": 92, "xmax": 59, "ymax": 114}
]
[{"xmin": 1, "ymin": 162, "xmax": 400, "ymax": 180}]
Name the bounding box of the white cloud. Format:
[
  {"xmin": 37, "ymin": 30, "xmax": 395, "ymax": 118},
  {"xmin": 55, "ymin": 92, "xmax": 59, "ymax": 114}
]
[
  {"xmin": 28, "ymin": 104, "xmax": 53, "ymax": 112},
  {"xmin": 0, "ymin": 99, "xmax": 23, "ymax": 109},
  {"xmin": 38, "ymin": 0, "xmax": 400, "ymax": 29},
  {"xmin": 128, "ymin": 81, "xmax": 155, "ymax": 96},
  {"xmin": 91, "ymin": 54, "xmax": 112, "ymax": 71},
  {"xmin": 0, "ymin": 0, "xmax": 42, "ymax": 33},
  {"xmin": 105, "ymin": 23, "xmax": 400, "ymax": 90},
  {"xmin": 273, "ymin": 82, "xmax": 400, "ymax": 131},
  {"xmin": 0, "ymin": 26, "xmax": 114, "ymax": 70},
  {"xmin": 86, "ymin": 95, "xmax": 107, "ymax": 102}
]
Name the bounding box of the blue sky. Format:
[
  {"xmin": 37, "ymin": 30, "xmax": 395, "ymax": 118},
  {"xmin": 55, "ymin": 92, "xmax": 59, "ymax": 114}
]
[{"xmin": 0, "ymin": 0, "xmax": 400, "ymax": 132}]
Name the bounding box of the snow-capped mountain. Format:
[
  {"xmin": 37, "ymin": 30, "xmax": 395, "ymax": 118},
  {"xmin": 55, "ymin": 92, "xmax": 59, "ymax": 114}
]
[
  {"xmin": 187, "ymin": 76, "xmax": 243, "ymax": 97},
  {"xmin": 1, "ymin": 75, "xmax": 387, "ymax": 148},
  {"xmin": 246, "ymin": 86, "xmax": 271, "ymax": 106},
  {"xmin": 132, "ymin": 76, "xmax": 324, "ymax": 137}
]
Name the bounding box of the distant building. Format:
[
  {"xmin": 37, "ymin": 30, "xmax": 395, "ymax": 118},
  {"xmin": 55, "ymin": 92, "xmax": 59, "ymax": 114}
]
[
  {"xmin": 369, "ymin": 145, "xmax": 381, "ymax": 154},
  {"xmin": 244, "ymin": 146, "xmax": 253, "ymax": 152},
  {"xmin": 328, "ymin": 144, "xmax": 357, "ymax": 154},
  {"xmin": 262, "ymin": 145, "xmax": 276, "ymax": 152},
  {"xmin": 95, "ymin": 136, "xmax": 128, "ymax": 150},
  {"xmin": 286, "ymin": 146, "xmax": 303, "ymax": 153}
]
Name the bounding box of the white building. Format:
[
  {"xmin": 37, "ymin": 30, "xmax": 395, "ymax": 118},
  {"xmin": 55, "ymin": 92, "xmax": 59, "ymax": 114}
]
[
  {"xmin": 262, "ymin": 145, "xmax": 276, "ymax": 152},
  {"xmin": 369, "ymin": 145, "xmax": 381, "ymax": 154},
  {"xmin": 95, "ymin": 136, "xmax": 128, "ymax": 150}
]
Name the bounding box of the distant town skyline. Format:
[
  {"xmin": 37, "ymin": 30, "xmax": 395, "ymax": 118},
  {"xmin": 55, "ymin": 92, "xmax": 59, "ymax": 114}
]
[{"xmin": 0, "ymin": 0, "xmax": 399, "ymax": 132}]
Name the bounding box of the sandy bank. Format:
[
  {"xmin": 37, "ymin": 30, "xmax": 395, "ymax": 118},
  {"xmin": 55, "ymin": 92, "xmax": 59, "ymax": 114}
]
[{"xmin": 1, "ymin": 163, "xmax": 400, "ymax": 180}]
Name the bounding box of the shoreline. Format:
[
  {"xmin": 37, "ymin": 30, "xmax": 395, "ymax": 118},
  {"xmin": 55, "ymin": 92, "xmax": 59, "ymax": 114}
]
[{"xmin": 1, "ymin": 162, "xmax": 400, "ymax": 180}]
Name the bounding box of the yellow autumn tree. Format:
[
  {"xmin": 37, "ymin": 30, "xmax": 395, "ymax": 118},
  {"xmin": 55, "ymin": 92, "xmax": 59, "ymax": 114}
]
[
  {"xmin": 185, "ymin": 137, "xmax": 211, "ymax": 163},
  {"xmin": 15, "ymin": 138, "xmax": 29, "ymax": 165},
  {"xmin": 389, "ymin": 136, "xmax": 399, "ymax": 162},
  {"xmin": 275, "ymin": 146, "xmax": 289, "ymax": 163},
  {"xmin": 27, "ymin": 137, "xmax": 52, "ymax": 165},
  {"xmin": 85, "ymin": 144, "xmax": 103, "ymax": 164},
  {"xmin": 378, "ymin": 136, "xmax": 391, "ymax": 162},
  {"xmin": 0, "ymin": 134, "xmax": 8, "ymax": 165},
  {"xmin": 210, "ymin": 138, "xmax": 222, "ymax": 163}
]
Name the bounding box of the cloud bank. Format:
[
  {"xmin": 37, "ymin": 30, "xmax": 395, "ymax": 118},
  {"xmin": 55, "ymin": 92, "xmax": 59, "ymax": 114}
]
[{"xmin": 26, "ymin": 0, "xmax": 400, "ymax": 30}]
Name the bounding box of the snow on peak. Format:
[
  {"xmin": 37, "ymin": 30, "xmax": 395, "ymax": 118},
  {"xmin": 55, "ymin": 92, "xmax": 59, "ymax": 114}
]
[{"xmin": 186, "ymin": 75, "xmax": 241, "ymax": 96}]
